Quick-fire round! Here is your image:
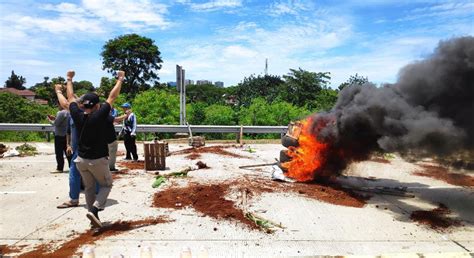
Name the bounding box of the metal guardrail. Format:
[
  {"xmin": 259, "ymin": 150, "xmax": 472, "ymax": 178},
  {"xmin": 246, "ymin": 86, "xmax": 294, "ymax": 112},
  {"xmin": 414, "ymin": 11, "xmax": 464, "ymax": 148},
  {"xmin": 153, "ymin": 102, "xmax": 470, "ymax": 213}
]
[{"xmin": 0, "ymin": 123, "xmax": 288, "ymax": 134}]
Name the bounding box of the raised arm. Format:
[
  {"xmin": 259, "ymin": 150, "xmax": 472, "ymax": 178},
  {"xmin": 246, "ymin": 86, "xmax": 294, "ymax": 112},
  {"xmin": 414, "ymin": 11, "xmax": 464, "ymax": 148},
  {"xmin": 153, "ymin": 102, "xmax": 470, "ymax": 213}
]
[
  {"xmin": 55, "ymin": 84, "xmax": 69, "ymax": 110},
  {"xmin": 66, "ymin": 70, "xmax": 76, "ymax": 103},
  {"xmin": 106, "ymin": 71, "xmax": 125, "ymax": 106}
]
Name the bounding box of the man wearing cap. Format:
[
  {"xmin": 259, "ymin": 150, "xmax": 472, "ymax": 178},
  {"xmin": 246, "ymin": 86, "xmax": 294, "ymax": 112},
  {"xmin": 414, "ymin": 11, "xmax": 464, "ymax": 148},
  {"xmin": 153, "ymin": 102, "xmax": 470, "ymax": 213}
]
[
  {"xmin": 121, "ymin": 103, "xmax": 138, "ymax": 161},
  {"xmin": 55, "ymin": 70, "xmax": 125, "ymax": 228}
]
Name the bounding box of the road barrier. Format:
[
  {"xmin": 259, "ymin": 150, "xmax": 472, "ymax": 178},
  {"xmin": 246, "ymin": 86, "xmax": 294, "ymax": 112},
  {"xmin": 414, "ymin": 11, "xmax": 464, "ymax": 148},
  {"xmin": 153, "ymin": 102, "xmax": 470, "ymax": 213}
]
[{"xmin": 0, "ymin": 123, "xmax": 288, "ymax": 134}]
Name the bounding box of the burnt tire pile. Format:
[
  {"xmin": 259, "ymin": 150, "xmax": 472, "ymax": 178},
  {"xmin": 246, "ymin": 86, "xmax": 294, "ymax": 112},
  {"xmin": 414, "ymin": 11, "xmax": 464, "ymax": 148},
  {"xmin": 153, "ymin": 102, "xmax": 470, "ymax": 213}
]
[{"xmin": 279, "ymin": 135, "xmax": 299, "ymax": 171}]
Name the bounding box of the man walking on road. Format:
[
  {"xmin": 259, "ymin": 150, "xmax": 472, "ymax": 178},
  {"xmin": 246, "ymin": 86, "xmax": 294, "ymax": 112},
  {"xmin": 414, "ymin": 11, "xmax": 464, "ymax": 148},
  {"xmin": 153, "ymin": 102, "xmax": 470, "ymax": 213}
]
[
  {"xmin": 47, "ymin": 106, "xmax": 71, "ymax": 173},
  {"xmin": 55, "ymin": 70, "xmax": 124, "ymax": 228}
]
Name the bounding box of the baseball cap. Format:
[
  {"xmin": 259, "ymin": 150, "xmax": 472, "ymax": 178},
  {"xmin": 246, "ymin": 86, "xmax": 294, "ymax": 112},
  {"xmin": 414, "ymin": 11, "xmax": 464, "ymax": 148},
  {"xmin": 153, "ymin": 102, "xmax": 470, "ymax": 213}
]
[
  {"xmin": 121, "ymin": 102, "xmax": 131, "ymax": 109},
  {"xmin": 82, "ymin": 93, "xmax": 100, "ymax": 108}
]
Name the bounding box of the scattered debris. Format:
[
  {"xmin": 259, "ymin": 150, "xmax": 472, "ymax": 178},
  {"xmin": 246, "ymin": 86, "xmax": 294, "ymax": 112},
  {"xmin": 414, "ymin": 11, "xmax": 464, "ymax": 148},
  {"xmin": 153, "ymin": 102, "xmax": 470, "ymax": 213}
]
[
  {"xmin": 15, "ymin": 217, "xmax": 171, "ymax": 257},
  {"xmin": 171, "ymin": 145, "xmax": 249, "ymax": 159},
  {"xmin": 111, "ymin": 169, "xmax": 132, "ymax": 180},
  {"xmin": 410, "ymin": 203, "xmax": 461, "ymax": 230},
  {"xmin": 152, "ymin": 176, "xmax": 166, "ymax": 188},
  {"xmin": 0, "ymin": 244, "xmax": 26, "ymax": 256},
  {"xmin": 153, "ymin": 183, "xmax": 260, "ymax": 231},
  {"xmin": 414, "ymin": 164, "xmax": 474, "ymax": 187},
  {"xmin": 383, "ymin": 153, "xmax": 396, "ymax": 160},
  {"xmin": 244, "ymin": 146, "xmax": 256, "ymax": 153},
  {"xmin": 117, "ymin": 160, "xmax": 145, "ymax": 170},
  {"xmin": 349, "ymin": 186, "xmax": 414, "ymax": 198},
  {"xmin": 15, "ymin": 143, "xmax": 38, "ymax": 156},
  {"xmin": 185, "ymin": 153, "xmax": 201, "ymax": 160},
  {"xmin": 239, "ymin": 162, "xmax": 277, "ymax": 169},
  {"xmin": 245, "ymin": 212, "xmax": 284, "ymax": 233},
  {"xmin": 2, "ymin": 149, "xmax": 19, "ymax": 158},
  {"xmin": 271, "ymin": 165, "xmax": 296, "ymax": 183}
]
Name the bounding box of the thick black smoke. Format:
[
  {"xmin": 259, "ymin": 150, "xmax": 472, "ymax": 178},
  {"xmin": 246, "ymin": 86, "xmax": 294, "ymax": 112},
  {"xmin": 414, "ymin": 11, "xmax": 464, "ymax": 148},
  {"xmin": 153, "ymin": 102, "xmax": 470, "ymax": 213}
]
[{"xmin": 313, "ymin": 37, "xmax": 474, "ymax": 163}]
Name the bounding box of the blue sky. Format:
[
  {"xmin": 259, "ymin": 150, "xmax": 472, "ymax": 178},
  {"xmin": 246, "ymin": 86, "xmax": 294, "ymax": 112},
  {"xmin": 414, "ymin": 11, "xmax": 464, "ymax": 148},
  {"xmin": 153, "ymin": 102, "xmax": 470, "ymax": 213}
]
[{"xmin": 0, "ymin": 0, "xmax": 473, "ymax": 88}]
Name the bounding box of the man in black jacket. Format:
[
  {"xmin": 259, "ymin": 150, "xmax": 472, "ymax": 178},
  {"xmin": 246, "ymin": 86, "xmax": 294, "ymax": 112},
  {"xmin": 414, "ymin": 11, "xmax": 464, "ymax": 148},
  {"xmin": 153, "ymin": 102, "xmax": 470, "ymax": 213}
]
[{"xmin": 55, "ymin": 70, "xmax": 124, "ymax": 228}]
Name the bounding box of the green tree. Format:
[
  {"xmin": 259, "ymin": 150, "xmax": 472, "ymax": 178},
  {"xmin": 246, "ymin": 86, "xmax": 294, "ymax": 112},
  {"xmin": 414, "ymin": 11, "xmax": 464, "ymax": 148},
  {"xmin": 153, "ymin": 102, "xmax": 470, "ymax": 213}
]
[
  {"xmin": 132, "ymin": 90, "xmax": 179, "ymax": 124},
  {"xmin": 203, "ymin": 104, "xmax": 236, "ymax": 125},
  {"xmin": 338, "ymin": 73, "xmax": 369, "ymax": 91},
  {"xmin": 312, "ymin": 88, "xmax": 339, "ymax": 112},
  {"xmin": 270, "ymin": 100, "xmax": 311, "ymax": 125},
  {"xmin": 5, "ymin": 70, "xmax": 26, "ymax": 90},
  {"xmin": 282, "ymin": 68, "xmax": 331, "ymax": 108},
  {"xmin": 101, "ymin": 34, "xmax": 163, "ymax": 98},
  {"xmin": 97, "ymin": 77, "xmax": 116, "ymax": 97},
  {"xmin": 0, "ymin": 92, "xmax": 54, "ymax": 123},
  {"xmin": 238, "ymin": 98, "xmax": 275, "ymax": 125},
  {"xmin": 235, "ymin": 74, "xmax": 285, "ymax": 107},
  {"xmin": 187, "ymin": 102, "xmax": 207, "ymax": 125},
  {"xmin": 186, "ymin": 84, "xmax": 226, "ymax": 105}
]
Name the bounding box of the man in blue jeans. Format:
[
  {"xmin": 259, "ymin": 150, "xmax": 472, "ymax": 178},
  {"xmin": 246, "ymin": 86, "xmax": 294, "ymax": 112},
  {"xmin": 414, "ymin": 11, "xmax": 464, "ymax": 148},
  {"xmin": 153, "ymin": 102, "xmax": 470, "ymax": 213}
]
[{"xmin": 57, "ymin": 115, "xmax": 81, "ymax": 208}]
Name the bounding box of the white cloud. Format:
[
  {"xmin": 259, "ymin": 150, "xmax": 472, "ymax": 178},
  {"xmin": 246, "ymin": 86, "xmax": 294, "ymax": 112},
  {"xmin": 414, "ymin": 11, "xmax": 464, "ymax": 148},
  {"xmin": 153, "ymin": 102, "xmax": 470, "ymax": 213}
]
[
  {"xmin": 180, "ymin": 0, "xmax": 242, "ymax": 12},
  {"xmin": 82, "ymin": 0, "xmax": 171, "ymax": 29},
  {"xmin": 269, "ymin": 0, "xmax": 311, "ymax": 16},
  {"xmin": 398, "ymin": 1, "xmax": 474, "ymax": 21}
]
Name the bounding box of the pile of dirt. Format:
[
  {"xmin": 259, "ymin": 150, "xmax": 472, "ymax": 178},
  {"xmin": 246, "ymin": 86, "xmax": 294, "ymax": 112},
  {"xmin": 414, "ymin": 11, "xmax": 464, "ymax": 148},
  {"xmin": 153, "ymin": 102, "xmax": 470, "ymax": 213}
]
[
  {"xmin": 185, "ymin": 153, "xmax": 202, "ymax": 160},
  {"xmin": 117, "ymin": 160, "xmax": 145, "ymax": 170},
  {"xmin": 1, "ymin": 245, "xmax": 25, "ymax": 256},
  {"xmin": 153, "ymin": 183, "xmax": 259, "ymax": 230},
  {"xmin": 16, "ymin": 217, "xmax": 170, "ymax": 257},
  {"xmin": 171, "ymin": 145, "xmax": 249, "ymax": 159},
  {"xmin": 410, "ymin": 203, "xmax": 461, "ymax": 230},
  {"xmin": 239, "ymin": 177, "xmax": 369, "ymax": 208},
  {"xmin": 414, "ymin": 164, "xmax": 474, "ymax": 187},
  {"xmin": 152, "ymin": 177, "xmax": 367, "ymax": 232},
  {"xmin": 111, "ymin": 169, "xmax": 132, "ymax": 179}
]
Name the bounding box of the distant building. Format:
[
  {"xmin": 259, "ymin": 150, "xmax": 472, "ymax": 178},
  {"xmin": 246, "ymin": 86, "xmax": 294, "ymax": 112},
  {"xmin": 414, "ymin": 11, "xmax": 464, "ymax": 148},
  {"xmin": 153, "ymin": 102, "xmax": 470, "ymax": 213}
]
[
  {"xmin": 167, "ymin": 81, "xmax": 177, "ymax": 87},
  {"xmin": 214, "ymin": 81, "xmax": 224, "ymax": 87},
  {"xmin": 184, "ymin": 79, "xmax": 194, "ymax": 86},
  {"xmin": 0, "ymin": 87, "xmax": 48, "ymax": 105},
  {"xmin": 196, "ymin": 80, "xmax": 212, "ymax": 85}
]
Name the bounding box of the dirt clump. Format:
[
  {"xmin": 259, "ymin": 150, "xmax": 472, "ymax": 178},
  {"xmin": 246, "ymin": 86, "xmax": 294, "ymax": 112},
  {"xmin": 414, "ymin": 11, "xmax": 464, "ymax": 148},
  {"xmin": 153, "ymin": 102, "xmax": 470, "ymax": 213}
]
[
  {"xmin": 185, "ymin": 153, "xmax": 201, "ymax": 160},
  {"xmin": 153, "ymin": 182, "xmax": 259, "ymax": 230},
  {"xmin": 17, "ymin": 217, "xmax": 170, "ymax": 257},
  {"xmin": 239, "ymin": 176, "xmax": 368, "ymax": 208},
  {"xmin": 117, "ymin": 160, "xmax": 145, "ymax": 170},
  {"xmin": 171, "ymin": 145, "xmax": 249, "ymax": 159},
  {"xmin": 111, "ymin": 169, "xmax": 132, "ymax": 179},
  {"xmin": 414, "ymin": 164, "xmax": 474, "ymax": 187},
  {"xmin": 410, "ymin": 203, "xmax": 461, "ymax": 230},
  {"xmin": 1, "ymin": 244, "xmax": 26, "ymax": 256}
]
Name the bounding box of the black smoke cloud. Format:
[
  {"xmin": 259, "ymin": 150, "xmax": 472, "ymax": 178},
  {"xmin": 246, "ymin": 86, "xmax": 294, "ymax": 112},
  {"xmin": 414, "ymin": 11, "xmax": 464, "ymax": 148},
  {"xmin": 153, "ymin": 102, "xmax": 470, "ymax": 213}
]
[{"xmin": 313, "ymin": 36, "xmax": 474, "ymax": 158}]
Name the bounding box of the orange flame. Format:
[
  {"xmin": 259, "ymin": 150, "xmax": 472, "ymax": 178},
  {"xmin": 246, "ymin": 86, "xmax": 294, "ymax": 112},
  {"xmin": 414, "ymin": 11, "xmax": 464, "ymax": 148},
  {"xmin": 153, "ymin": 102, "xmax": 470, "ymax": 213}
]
[{"xmin": 282, "ymin": 117, "xmax": 328, "ymax": 182}]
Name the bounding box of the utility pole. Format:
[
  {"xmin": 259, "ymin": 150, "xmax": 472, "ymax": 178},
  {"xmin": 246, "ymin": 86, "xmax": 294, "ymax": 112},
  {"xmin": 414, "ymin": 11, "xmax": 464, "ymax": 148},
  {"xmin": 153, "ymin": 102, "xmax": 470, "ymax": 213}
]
[
  {"xmin": 176, "ymin": 65, "xmax": 186, "ymax": 125},
  {"xmin": 265, "ymin": 58, "xmax": 268, "ymax": 75}
]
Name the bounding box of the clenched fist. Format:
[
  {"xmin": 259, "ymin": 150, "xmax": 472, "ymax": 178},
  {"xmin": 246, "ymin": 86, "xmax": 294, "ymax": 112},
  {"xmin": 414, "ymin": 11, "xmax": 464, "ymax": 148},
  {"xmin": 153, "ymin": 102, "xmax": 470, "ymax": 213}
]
[
  {"xmin": 54, "ymin": 84, "xmax": 63, "ymax": 92},
  {"xmin": 117, "ymin": 71, "xmax": 125, "ymax": 81},
  {"xmin": 67, "ymin": 70, "xmax": 75, "ymax": 80}
]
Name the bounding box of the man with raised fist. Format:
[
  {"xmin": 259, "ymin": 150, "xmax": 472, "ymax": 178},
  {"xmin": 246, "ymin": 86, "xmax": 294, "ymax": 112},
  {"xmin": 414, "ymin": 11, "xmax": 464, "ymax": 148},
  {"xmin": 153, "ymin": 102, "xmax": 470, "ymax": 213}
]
[{"xmin": 56, "ymin": 70, "xmax": 125, "ymax": 229}]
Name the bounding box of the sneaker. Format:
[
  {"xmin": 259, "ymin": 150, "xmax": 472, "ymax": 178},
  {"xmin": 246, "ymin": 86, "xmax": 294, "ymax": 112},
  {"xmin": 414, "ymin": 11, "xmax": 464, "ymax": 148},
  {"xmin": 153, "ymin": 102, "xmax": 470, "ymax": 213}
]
[
  {"xmin": 86, "ymin": 212, "xmax": 102, "ymax": 228},
  {"xmin": 50, "ymin": 170, "xmax": 64, "ymax": 174}
]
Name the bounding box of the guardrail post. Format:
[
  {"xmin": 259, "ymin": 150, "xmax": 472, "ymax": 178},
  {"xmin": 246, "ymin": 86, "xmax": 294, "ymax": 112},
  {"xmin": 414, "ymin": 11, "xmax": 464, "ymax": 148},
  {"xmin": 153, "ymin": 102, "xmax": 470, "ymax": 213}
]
[{"xmin": 47, "ymin": 132, "xmax": 51, "ymax": 142}]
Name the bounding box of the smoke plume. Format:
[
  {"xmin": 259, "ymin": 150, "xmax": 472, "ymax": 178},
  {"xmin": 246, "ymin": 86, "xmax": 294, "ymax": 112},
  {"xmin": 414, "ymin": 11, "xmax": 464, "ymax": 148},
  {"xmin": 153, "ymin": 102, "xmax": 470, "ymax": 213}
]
[{"xmin": 312, "ymin": 37, "xmax": 474, "ymax": 168}]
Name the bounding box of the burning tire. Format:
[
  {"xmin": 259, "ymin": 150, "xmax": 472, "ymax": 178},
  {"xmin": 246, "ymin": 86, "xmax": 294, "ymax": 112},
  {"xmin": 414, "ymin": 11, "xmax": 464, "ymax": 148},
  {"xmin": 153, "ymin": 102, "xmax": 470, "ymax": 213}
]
[
  {"xmin": 280, "ymin": 149, "xmax": 292, "ymax": 163},
  {"xmin": 281, "ymin": 135, "xmax": 299, "ymax": 148}
]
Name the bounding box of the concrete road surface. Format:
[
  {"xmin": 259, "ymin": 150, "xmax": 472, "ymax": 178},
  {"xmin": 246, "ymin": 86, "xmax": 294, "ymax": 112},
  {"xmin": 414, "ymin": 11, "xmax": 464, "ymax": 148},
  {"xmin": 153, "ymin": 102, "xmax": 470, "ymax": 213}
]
[{"xmin": 0, "ymin": 142, "xmax": 473, "ymax": 257}]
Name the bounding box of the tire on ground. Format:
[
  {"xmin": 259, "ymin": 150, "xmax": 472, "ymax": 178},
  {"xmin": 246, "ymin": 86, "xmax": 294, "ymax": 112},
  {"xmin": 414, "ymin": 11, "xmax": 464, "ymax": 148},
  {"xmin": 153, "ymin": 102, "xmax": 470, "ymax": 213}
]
[
  {"xmin": 281, "ymin": 135, "xmax": 299, "ymax": 148},
  {"xmin": 280, "ymin": 149, "xmax": 292, "ymax": 163}
]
